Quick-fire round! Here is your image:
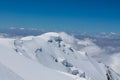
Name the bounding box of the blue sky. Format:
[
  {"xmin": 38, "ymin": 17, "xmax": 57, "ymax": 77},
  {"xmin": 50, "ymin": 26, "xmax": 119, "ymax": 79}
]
[{"xmin": 0, "ymin": 0, "xmax": 120, "ymax": 33}]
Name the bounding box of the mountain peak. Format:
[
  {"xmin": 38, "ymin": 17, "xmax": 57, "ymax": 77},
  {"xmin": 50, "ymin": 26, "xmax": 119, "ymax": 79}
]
[{"xmin": 0, "ymin": 32, "xmax": 120, "ymax": 80}]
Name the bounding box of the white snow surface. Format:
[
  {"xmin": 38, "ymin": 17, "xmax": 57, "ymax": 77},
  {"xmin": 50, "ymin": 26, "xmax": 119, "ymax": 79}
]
[{"xmin": 0, "ymin": 32, "xmax": 120, "ymax": 80}]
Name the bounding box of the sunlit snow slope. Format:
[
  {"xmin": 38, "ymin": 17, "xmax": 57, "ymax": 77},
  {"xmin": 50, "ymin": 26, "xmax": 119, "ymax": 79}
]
[{"xmin": 0, "ymin": 32, "xmax": 120, "ymax": 80}]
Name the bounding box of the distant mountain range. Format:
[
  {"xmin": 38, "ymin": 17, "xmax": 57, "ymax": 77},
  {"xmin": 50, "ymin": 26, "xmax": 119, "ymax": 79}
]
[{"xmin": 0, "ymin": 28, "xmax": 120, "ymax": 39}]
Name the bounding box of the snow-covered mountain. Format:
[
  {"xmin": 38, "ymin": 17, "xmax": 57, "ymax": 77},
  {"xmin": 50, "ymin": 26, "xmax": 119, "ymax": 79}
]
[{"xmin": 0, "ymin": 32, "xmax": 120, "ymax": 80}]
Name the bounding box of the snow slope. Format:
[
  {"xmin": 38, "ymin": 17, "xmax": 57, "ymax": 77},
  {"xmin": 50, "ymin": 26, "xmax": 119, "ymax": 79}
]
[
  {"xmin": 0, "ymin": 32, "xmax": 120, "ymax": 80},
  {"xmin": 0, "ymin": 62, "xmax": 24, "ymax": 80}
]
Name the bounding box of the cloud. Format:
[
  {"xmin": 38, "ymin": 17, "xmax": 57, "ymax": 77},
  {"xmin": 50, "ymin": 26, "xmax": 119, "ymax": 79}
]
[
  {"xmin": 77, "ymin": 38, "xmax": 105, "ymax": 56},
  {"xmin": 76, "ymin": 38, "xmax": 120, "ymax": 74},
  {"xmin": 19, "ymin": 28, "xmax": 25, "ymax": 30},
  {"xmin": 9, "ymin": 27, "xmax": 16, "ymax": 30},
  {"xmin": 0, "ymin": 33, "xmax": 9, "ymax": 38},
  {"xmin": 109, "ymin": 53, "xmax": 120, "ymax": 74}
]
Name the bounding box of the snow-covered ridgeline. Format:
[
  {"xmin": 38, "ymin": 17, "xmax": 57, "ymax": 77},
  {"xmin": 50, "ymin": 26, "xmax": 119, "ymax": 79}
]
[{"xmin": 0, "ymin": 32, "xmax": 120, "ymax": 80}]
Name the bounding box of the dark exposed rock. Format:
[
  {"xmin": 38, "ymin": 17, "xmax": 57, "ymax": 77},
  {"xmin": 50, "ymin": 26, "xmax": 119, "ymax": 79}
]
[
  {"xmin": 72, "ymin": 70, "xmax": 79, "ymax": 75},
  {"xmin": 62, "ymin": 60, "xmax": 73, "ymax": 67},
  {"xmin": 48, "ymin": 39, "xmax": 53, "ymax": 43},
  {"xmin": 69, "ymin": 47, "xmax": 74, "ymax": 52},
  {"xmin": 35, "ymin": 48, "xmax": 42, "ymax": 53},
  {"xmin": 54, "ymin": 37, "xmax": 62, "ymax": 43},
  {"xmin": 80, "ymin": 72, "xmax": 86, "ymax": 78}
]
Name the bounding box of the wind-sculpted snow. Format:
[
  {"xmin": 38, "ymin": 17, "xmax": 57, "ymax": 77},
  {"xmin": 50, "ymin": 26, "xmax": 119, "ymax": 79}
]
[{"xmin": 0, "ymin": 32, "xmax": 120, "ymax": 80}]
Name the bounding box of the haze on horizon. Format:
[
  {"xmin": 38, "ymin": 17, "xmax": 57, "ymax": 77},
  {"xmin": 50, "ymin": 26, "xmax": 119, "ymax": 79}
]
[{"xmin": 0, "ymin": 0, "xmax": 120, "ymax": 33}]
